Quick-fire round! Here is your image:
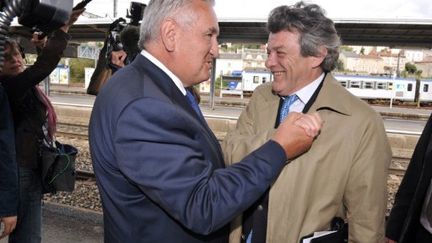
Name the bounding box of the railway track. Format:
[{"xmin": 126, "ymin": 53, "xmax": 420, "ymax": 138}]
[
  {"xmin": 57, "ymin": 122, "xmax": 89, "ymax": 139},
  {"xmin": 76, "ymin": 170, "xmax": 95, "ymax": 180},
  {"xmin": 75, "ymin": 156, "xmax": 410, "ymax": 181},
  {"xmin": 59, "ymin": 120, "xmax": 414, "ymax": 179}
]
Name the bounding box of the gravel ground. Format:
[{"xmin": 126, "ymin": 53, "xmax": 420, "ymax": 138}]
[{"xmin": 44, "ymin": 136, "xmax": 406, "ymax": 215}]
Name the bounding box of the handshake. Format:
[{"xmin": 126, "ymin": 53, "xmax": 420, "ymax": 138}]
[{"xmin": 272, "ymin": 112, "xmax": 323, "ymax": 159}]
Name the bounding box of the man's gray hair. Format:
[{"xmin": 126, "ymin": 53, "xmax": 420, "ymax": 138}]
[
  {"xmin": 138, "ymin": 0, "xmax": 215, "ymax": 49},
  {"xmin": 267, "ymin": 1, "xmax": 341, "ymax": 72}
]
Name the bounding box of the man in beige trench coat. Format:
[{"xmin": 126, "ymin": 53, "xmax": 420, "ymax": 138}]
[{"xmin": 222, "ymin": 2, "xmax": 392, "ymax": 243}]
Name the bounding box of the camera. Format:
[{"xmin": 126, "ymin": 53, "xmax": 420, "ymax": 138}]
[
  {"xmin": 0, "ymin": 0, "xmax": 72, "ymax": 70},
  {"xmin": 106, "ymin": 2, "xmax": 146, "ymax": 68}
]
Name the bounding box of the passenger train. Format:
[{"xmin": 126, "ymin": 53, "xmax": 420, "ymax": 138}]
[{"xmin": 333, "ymin": 75, "xmax": 432, "ymax": 102}]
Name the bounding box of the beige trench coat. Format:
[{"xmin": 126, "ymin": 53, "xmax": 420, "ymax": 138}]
[{"xmin": 222, "ymin": 74, "xmax": 392, "ymax": 243}]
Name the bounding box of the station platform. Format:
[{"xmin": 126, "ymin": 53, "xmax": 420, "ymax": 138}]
[{"xmin": 48, "ymin": 84, "xmax": 432, "ymax": 120}]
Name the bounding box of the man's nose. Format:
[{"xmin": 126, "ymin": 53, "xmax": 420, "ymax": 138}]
[
  {"xmin": 210, "ymin": 46, "xmax": 219, "ymax": 58},
  {"xmin": 265, "ymin": 54, "xmax": 275, "ymax": 68}
]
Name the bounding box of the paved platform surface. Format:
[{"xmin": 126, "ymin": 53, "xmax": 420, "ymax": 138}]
[{"xmin": 0, "ymin": 203, "xmax": 103, "ymax": 243}]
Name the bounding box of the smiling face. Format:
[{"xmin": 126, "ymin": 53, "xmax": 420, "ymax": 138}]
[
  {"xmin": 172, "ymin": 0, "xmax": 219, "ymax": 86},
  {"xmin": 265, "ymin": 30, "xmax": 324, "ymax": 96},
  {"xmin": 1, "ymin": 42, "xmax": 25, "ymax": 76}
]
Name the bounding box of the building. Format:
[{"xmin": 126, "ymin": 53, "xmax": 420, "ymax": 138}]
[
  {"xmin": 339, "ymin": 51, "xmax": 384, "ymax": 74},
  {"xmin": 214, "ymin": 52, "xmax": 243, "ymax": 77}
]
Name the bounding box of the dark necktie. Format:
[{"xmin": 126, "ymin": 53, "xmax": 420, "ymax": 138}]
[
  {"xmin": 186, "ymin": 89, "xmax": 203, "ymax": 118},
  {"xmin": 279, "ymin": 95, "xmax": 298, "ymax": 122}
]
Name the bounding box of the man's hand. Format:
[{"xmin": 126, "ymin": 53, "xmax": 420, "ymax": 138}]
[
  {"xmin": 385, "ymin": 237, "xmax": 397, "ymax": 243},
  {"xmin": 31, "ymin": 32, "xmax": 47, "ymax": 49},
  {"xmin": 271, "ymin": 112, "xmax": 323, "ymax": 159},
  {"xmin": 110, "ymin": 50, "xmax": 127, "ymax": 68},
  {"xmin": 0, "ymin": 216, "xmax": 17, "ymax": 239}
]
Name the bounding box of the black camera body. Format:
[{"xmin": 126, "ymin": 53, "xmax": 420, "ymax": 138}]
[
  {"xmin": 18, "ymin": 0, "xmax": 72, "ymax": 34},
  {"xmin": 0, "ymin": 0, "xmax": 72, "ymax": 70},
  {"xmin": 127, "ymin": 2, "xmax": 146, "ymax": 26},
  {"xmin": 106, "ymin": 2, "xmax": 147, "ymax": 69}
]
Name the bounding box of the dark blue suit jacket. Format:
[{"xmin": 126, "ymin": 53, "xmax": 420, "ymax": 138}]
[
  {"xmin": 89, "ymin": 55, "xmax": 287, "ymax": 243},
  {"xmin": 386, "ymin": 113, "xmax": 432, "ymax": 242}
]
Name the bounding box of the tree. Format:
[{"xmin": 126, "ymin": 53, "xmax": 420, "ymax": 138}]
[
  {"xmin": 336, "ymin": 60, "xmax": 344, "ymax": 71},
  {"xmin": 415, "ymin": 70, "xmax": 423, "ymax": 79},
  {"xmin": 69, "ymin": 58, "xmax": 95, "ymax": 84},
  {"xmin": 340, "ymin": 46, "xmax": 354, "ymax": 52},
  {"xmin": 405, "ymin": 62, "xmax": 417, "ymax": 74}
]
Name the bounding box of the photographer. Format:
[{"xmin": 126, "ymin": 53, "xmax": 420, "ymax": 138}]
[
  {"xmin": 87, "ymin": 2, "xmax": 145, "ymax": 95},
  {"xmin": 0, "ymin": 9, "xmax": 84, "ymax": 243}
]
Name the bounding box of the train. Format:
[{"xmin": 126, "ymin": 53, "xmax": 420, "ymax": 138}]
[
  {"xmin": 221, "ymin": 72, "xmax": 432, "ymax": 103},
  {"xmin": 333, "ymin": 75, "xmax": 432, "ymax": 102}
]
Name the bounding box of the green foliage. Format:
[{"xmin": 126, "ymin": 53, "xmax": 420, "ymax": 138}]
[
  {"xmin": 69, "ymin": 58, "xmax": 94, "ymax": 83},
  {"xmin": 405, "ymin": 62, "xmax": 417, "ymax": 74},
  {"xmin": 415, "ymin": 70, "xmax": 423, "ymax": 79},
  {"xmin": 340, "ymin": 46, "xmax": 354, "ymax": 52},
  {"xmin": 336, "ymin": 60, "xmax": 344, "ymax": 71}
]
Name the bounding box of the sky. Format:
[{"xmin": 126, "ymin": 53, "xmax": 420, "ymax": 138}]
[{"xmin": 79, "ymin": 0, "xmax": 432, "ymax": 21}]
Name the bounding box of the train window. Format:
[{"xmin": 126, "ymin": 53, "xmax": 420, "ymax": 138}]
[
  {"xmin": 377, "ymin": 82, "xmax": 387, "ymax": 89},
  {"xmin": 253, "ymin": 76, "xmax": 259, "ymax": 84},
  {"xmin": 350, "ymin": 81, "xmax": 361, "ymax": 88},
  {"xmin": 340, "ymin": 81, "xmax": 347, "ymax": 87},
  {"xmin": 424, "ymin": 84, "xmax": 429, "ymax": 92},
  {"xmin": 388, "ymin": 82, "xmax": 393, "ymax": 90},
  {"xmin": 407, "ymin": 83, "xmax": 413, "ymax": 91},
  {"xmin": 364, "ymin": 81, "xmax": 374, "ymax": 89}
]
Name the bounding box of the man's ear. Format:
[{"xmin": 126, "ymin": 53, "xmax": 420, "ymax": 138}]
[
  {"xmin": 310, "ymin": 46, "xmax": 327, "ymax": 68},
  {"xmin": 160, "ymin": 19, "xmax": 177, "ymax": 52}
]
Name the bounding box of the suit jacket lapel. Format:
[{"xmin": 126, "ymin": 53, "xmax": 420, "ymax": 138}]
[{"xmin": 133, "ymin": 55, "xmax": 224, "ymax": 167}]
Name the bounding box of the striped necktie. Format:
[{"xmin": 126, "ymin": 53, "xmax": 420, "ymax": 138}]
[{"xmin": 279, "ymin": 95, "xmax": 298, "ymax": 122}]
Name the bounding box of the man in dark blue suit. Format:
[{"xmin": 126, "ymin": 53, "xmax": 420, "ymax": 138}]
[
  {"xmin": 386, "ymin": 113, "xmax": 432, "ymax": 243},
  {"xmin": 89, "ymin": 0, "xmax": 323, "ymax": 242}
]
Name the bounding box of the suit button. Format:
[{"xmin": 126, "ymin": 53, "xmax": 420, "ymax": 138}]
[
  {"xmin": 258, "ymin": 205, "xmax": 263, "ymax": 211},
  {"xmin": 241, "ymin": 234, "xmax": 246, "ymax": 240}
]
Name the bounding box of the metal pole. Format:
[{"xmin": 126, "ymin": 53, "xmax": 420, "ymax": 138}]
[
  {"xmin": 113, "ymin": 0, "xmax": 118, "ymax": 18},
  {"xmin": 396, "ymin": 51, "xmax": 401, "ymax": 78},
  {"xmin": 210, "ymin": 59, "xmax": 216, "ymax": 110},
  {"xmin": 43, "ymin": 76, "xmax": 50, "ymax": 96}
]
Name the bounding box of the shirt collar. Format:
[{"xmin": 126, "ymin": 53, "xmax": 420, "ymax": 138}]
[
  {"xmin": 140, "ymin": 50, "xmax": 187, "ymax": 95},
  {"xmin": 291, "ymin": 72, "xmax": 325, "ymax": 104}
]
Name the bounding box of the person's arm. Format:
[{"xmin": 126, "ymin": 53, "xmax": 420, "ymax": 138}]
[
  {"xmin": 1, "ymin": 9, "xmax": 84, "ymax": 99},
  {"xmin": 114, "ymin": 97, "xmax": 318, "ymax": 235},
  {"xmin": 222, "ymin": 88, "xmax": 276, "ymax": 166},
  {"xmin": 344, "ymin": 112, "xmax": 392, "ymax": 242},
  {"xmin": 0, "ymin": 86, "xmax": 17, "ymax": 239}
]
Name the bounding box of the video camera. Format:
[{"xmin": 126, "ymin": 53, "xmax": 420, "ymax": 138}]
[
  {"xmin": 106, "ymin": 2, "xmax": 146, "ymax": 69},
  {"xmin": 0, "ymin": 0, "xmax": 72, "ymax": 71}
]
